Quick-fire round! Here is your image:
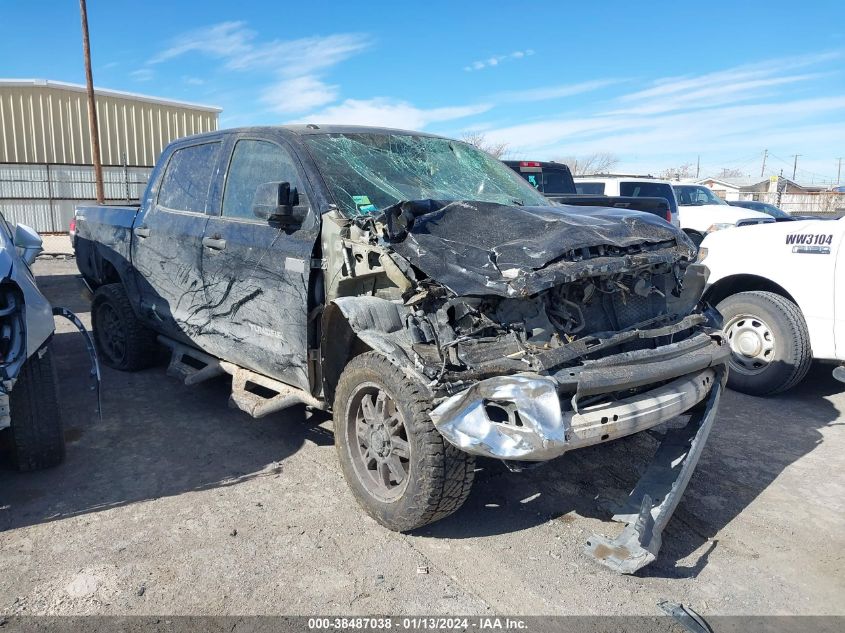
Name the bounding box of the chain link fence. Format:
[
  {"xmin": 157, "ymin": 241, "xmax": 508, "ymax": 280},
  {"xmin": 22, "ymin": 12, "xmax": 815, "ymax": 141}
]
[{"xmin": 0, "ymin": 161, "xmax": 152, "ymax": 233}]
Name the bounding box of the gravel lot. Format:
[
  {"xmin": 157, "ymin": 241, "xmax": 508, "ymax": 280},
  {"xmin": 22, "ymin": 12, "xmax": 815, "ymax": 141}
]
[{"xmin": 0, "ymin": 257, "xmax": 843, "ymax": 617}]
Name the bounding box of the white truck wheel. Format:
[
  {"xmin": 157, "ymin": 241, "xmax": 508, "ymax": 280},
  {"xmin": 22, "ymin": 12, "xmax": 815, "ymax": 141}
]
[{"xmin": 717, "ymin": 291, "xmax": 812, "ymax": 396}]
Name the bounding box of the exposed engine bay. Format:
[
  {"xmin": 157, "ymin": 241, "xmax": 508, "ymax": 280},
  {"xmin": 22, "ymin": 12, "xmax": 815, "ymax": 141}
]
[{"xmin": 322, "ymin": 198, "xmax": 714, "ymax": 399}]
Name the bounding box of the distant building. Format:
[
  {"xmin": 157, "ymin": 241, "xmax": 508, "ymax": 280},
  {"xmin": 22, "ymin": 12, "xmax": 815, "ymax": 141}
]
[
  {"xmin": 697, "ymin": 176, "xmax": 825, "ymax": 200},
  {"xmin": 0, "ymin": 79, "xmax": 221, "ymax": 232}
]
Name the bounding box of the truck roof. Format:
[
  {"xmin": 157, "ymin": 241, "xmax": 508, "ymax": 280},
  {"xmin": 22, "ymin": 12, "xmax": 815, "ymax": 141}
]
[{"xmin": 169, "ymin": 124, "xmax": 448, "ymax": 145}]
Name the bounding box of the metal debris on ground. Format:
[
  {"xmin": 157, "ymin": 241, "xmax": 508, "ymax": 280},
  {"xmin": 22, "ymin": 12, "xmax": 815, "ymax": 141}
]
[
  {"xmin": 657, "ymin": 600, "xmax": 713, "ymax": 633},
  {"xmin": 52, "ymin": 306, "xmax": 101, "ymax": 421}
]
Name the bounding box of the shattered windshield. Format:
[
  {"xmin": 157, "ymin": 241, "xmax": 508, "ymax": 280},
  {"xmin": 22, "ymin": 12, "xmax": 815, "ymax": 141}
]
[{"xmin": 304, "ymin": 133, "xmax": 551, "ymax": 216}]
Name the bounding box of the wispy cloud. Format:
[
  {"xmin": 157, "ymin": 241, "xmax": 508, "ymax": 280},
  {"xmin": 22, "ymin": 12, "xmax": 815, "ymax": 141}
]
[
  {"xmin": 130, "ymin": 68, "xmax": 154, "ymax": 82},
  {"xmin": 149, "ymin": 21, "xmax": 253, "ymax": 64},
  {"xmin": 464, "ymin": 49, "xmax": 534, "ymax": 72},
  {"xmin": 494, "ymin": 79, "xmax": 623, "ymax": 104},
  {"xmin": 263, "ymin": 76, "xmax": 339, "ymax": 114},
  {"xmin": 149, "ymin": 21, "xmax": 372, "ymax": 116},
  {"xmin": 150, "ymin": 22, "xmax": 370, "ymax": 75},
  {"xmin": 295, "ymin": 98, "xmax": 492, "ymax": 130},
  {"xmin": 474, "ymin": 53, "xmax": 845, "ymax": 179}
]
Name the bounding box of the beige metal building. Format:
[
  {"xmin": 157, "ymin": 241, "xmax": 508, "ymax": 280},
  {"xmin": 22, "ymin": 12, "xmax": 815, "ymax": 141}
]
[{"xmin": 0, "ymin": 79, "xmax": 221, "ymax": 232}]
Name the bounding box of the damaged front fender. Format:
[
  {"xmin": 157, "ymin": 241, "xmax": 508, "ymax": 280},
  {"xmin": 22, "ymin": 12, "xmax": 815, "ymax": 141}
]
[{"xmin": 321, "ymin": 296, "xmax": 425, "ymax": 401}]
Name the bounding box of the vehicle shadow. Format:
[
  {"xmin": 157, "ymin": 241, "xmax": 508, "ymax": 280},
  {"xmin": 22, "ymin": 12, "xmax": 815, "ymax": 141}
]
[
  {"xmin": 9, "ymin": 264, "xmax": 841, "ymax": 578},
  {"xmin": 0, "ymin": 270, "xmax": 331, "ymax": 533},
  {"xmin": 419, "ymin": 363, "xmax": 841, "ymax": 577}
]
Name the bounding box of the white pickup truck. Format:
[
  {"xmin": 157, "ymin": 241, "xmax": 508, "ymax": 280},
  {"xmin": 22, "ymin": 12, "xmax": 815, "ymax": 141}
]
[
  {"xmin": 700, "ymin": 217, "xmax": 845, "ymax": 394},
  {"xmin": 673, "ymin": 184, "xmax": 773, "ymax": 246}
]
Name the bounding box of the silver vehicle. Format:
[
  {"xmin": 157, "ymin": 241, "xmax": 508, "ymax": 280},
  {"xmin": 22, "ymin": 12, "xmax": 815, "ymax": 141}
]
[{"xmin": 0, "ymin": 217, "xmax": 64, "ymax": 470}]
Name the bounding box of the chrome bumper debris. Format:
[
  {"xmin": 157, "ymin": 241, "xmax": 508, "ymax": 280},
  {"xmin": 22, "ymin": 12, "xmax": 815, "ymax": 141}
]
[
  {"xmin": 430, "ymin": 369, "xmax": 716, "ymax": 461},
  {"xmin": 429, "ymin": 375, "xmax": 566, "ymax": 460},
  {"xmin": 584, "ymin": 368, "xmax": 726, "ymax": 574}
]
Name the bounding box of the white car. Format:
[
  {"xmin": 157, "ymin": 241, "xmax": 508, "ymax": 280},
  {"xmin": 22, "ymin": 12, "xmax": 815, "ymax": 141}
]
[
  {"xmin": 572, "ymin": 176, "xmax": 680, "ymax": 227},
  {"xmin": 700, "ymin": 217, "xmax": 845, "ymax": 394},
  {"xmin": 673, "ymin": 184, "xmax": 773, "ymax": 245}
]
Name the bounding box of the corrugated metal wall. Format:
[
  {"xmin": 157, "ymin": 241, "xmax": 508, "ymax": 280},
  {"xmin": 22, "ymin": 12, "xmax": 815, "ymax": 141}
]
[
  {"xmin": 0, "ymin": 81, "xmax": 219, "ymax": 167},
  {"xmin": 0, "ymin": 81, "xmax": 220, "ymax": 167},
  {"xmin": 0, "ymin": 80, "xmax": 220, "ymax": 231}
]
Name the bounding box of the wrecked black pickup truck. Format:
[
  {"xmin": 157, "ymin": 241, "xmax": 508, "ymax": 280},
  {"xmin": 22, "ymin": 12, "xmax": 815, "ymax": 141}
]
[{"xmin": 74, "ymin": 125, "xmax": 729, "ymax": 573}]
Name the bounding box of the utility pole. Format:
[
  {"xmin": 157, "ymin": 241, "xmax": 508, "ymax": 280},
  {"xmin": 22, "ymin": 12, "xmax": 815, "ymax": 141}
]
[
  {"xmin": 79, "ymin": 0, "xmax": 104, "ymax": 204},
  {"xmin": 837, "ymin": 157, "xmax": 842, "ymax": 185},
  {"xmin": 760, "ymin": 149, "xmax": 768, "ymax": 178},
  {"xmin": 791, "ymin": 154, "xmax": 801, "ymax": 181},
  {"xmin": 695, "ymin": 155, "xmax": 700, "ymax": 179}
]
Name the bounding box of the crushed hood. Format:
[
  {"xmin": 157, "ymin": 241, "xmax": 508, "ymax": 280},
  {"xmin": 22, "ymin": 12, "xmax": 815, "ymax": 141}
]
[{"xmin": 372, "ymin": 200, "xmax": 696, "ymax": 297}]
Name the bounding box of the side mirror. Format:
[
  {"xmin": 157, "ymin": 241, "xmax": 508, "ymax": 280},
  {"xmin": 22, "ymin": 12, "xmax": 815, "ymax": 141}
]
[
  {"xmin": 253, "ymin": 182, "xmax": 300, "ymax": 222},
  {"xmin": 14, "ymin": 223, "xmax": 43, "ymax": 266}
]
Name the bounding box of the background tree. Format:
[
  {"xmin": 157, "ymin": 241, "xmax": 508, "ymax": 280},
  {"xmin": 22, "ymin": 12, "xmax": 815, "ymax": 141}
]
[
  {"xmin": 552, "ymin": 152, "xmax": 620, "ymax": 175},
  {"xmin": 657, "ymin": 162, "xmax": 696, "ymax": 180},
  {"xmin": 460, "ymin": 132, "xmax": 509, "ymax": 159}
]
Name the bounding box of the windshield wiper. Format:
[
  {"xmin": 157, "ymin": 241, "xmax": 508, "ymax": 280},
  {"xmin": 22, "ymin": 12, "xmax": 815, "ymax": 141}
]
[{"xmin": 511, "ymin": 198, "xmax": 525, "ymax": 206}]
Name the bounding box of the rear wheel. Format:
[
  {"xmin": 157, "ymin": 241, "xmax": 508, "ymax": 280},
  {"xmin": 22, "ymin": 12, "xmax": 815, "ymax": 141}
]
[
  {"xmin": 717, "ymin": 290, "xmax": 812, "ymax": 395},
  {"xmin": 10, "ymin": 345, "xmax": 64, "ymax": 471},
  {"xmin": 334, "ymin": 352, "xmax": 475, "ymax": 531},
  {"xmin": 92, "ymin": 283, "xmax": 158, "ymax": 371}
]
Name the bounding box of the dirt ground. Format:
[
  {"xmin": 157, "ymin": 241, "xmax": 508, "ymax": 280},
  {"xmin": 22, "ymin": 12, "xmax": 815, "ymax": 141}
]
[{"xmin": 0, "ymin": 257, "xmax": 843, "ymax": 617}]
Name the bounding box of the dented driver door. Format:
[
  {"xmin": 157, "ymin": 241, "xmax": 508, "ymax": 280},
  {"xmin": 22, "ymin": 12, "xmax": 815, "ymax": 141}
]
[{"xmin": 198, "ymin": 135, "xmax": 318, "ymax": 390}]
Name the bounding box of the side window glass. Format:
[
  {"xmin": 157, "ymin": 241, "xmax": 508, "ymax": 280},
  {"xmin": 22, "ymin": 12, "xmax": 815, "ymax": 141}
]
[
  {"xmin": 158, "ymin": 142, "xmax": 221, "ymax": 213},
  {"xmin": 222, "ymin": 139, "xmax": 300, "ymax": 220},
  {"xmin": 575, "ymin": 182, "xmax": 605, "ymax": 195}
]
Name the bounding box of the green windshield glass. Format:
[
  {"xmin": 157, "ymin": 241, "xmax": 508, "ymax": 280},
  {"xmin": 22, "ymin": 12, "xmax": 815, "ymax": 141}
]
[{"xmin": 305, "ymin": 133, "xmax": 551, "ymax": 216}]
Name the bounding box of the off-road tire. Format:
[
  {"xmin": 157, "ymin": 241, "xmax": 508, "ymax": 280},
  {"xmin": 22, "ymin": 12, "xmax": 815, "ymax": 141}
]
[
  {"xmin": 684, "ymin": 230, "xmax": 704, "ymax": 247},
  {"xmin": 333, "ymin": 352, "xmax": 475, "ymax": 532},
  {"xmin": 92, "ymin": 283, "xmax": 157, "ymax": 371},
  {"xmin": 10, "ymin": 345, "xmax": 65, "ymax": 471},
  {"xmin": 717, "ymin": 290, "xmax": 812, "ymax": 396}
]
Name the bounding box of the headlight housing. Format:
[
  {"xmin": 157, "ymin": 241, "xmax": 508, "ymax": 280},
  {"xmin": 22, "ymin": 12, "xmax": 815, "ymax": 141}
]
[{"xmin": 706, "ymin": 223, "xmax": 735, "ymax": 233}]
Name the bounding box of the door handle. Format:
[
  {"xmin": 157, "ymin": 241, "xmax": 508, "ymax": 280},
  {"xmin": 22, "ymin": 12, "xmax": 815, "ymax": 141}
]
[
  {"xmin": 134, "ymin": 226, "xmax": 151, "ymax": 238},
  {"xmin": 202, "ymin": 236, "xmax": 227, "ymax": 251}
]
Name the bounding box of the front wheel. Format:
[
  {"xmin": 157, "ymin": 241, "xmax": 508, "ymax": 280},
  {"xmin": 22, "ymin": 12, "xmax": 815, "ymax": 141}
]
[
  {"xmin": 684, "ymin": 230, "xmax": 705, "ymax": 247},
  {"xmin": 717, "ymin": 290, "xmax": 812, "ymax": 395},
  {"xmin": 333, "ymin": 352, "xmax": 475, "ymax": 531},
  {"xmin": 10, "ymin": 345, "xmax": 65, "ymax": 471}
]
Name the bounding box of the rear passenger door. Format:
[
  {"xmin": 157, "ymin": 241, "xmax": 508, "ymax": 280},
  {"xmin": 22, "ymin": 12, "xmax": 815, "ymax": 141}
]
[
  {"xmin": 132, "ymin": 140, "xmax": 222, "ymax": 342},
  {"xmin": 199, "ymin": 136, "xmax": 319, "ymax": 390}
]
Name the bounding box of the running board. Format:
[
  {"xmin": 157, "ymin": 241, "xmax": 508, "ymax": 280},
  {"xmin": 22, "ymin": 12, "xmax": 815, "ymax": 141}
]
[
  {"xmin": 220, "ymin": 361, "xmax": 326, "ymax": 418},
  {"xmin": 158, "ymin": 336, "xmax": 326, "ymax": 418},
  {"xmin": 159, "ymin": 336, "xmax": 225, "ymax": 386}
]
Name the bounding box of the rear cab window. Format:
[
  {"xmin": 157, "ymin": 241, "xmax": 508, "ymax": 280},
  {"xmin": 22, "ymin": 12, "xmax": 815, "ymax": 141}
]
[
  {"xmin": 157, "ymin": 142, "xmax": 222, "ymax": 213},
  {"xmin": 619, "ymin": 181, "xmax": 678, "ymax": 216},
  {"xmin": 574, "ymin": 182, "xmax": 605, "ymax": 195},
  {"xmin": 522, "ymin": 167, "xmax": 575, "ymax": 195}
]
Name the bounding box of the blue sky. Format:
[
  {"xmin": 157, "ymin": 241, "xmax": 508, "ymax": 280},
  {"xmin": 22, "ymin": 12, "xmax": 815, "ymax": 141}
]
[{"xmin": 2, "ymin": 1, "xmax": 844, "ymax": 182}]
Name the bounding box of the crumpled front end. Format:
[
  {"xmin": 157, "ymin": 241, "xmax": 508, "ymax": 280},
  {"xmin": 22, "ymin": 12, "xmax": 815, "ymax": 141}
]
[
  {"xmin": 324, "ymin": 199, "xmax": 727, "ymax": 573},
  {"xmin": 430, "ymin": 318, "xmax": 729, "ymax": 462}
]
